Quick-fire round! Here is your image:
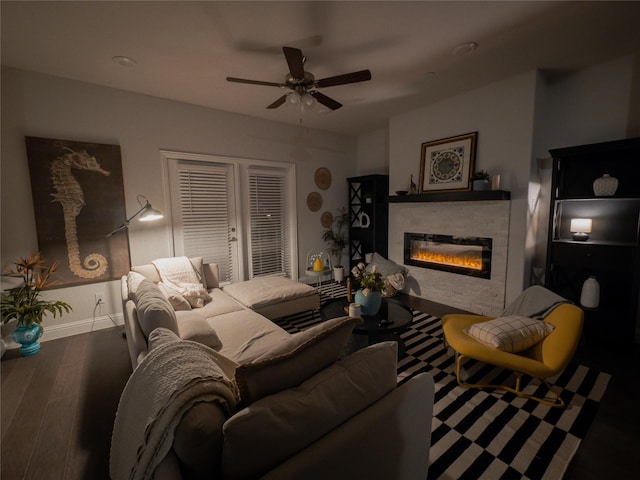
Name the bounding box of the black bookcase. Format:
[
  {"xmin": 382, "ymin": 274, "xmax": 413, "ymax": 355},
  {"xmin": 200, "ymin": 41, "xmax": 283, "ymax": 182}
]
[
  {"xmin": 545, "ymin": 137, "xmax": 640, "ymax": 343},
  {"xmin": 347, "ymin": 175, "xmax": 389, "ymax": 269}
]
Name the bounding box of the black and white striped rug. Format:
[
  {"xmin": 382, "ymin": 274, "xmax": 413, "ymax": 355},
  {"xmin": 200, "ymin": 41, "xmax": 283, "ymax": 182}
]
[{"xmin": 275, "ymin": 288, "xmax": 611, "ymax": 480}]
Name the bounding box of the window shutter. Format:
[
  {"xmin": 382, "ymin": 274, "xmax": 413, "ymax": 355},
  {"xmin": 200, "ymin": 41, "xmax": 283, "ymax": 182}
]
[
  {"xmin": 248, "ymin": 170, "xmax": 291, "ymax": 278},
  {"xmin": 174, "ymin": 163, "xmax": 234, "ymax": 283}
]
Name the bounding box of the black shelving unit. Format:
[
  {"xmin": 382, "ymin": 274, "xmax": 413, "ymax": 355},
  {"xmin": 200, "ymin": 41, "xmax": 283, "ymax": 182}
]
[
  {"xmin": 545, "ymin": 137, "xmax": 640, "ymax": 343},
  {"xmin": 347, "ymin": 175, "xmax": 389, "ymax": 269}
]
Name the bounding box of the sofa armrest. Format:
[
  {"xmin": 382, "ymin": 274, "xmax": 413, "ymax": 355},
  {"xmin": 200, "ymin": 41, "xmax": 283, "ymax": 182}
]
[
  {"xmin": 261, "ymin": 372, "xmax": 435, "ymax": 480},
  {"xmin": 123, "ymin": 299, "xmax": 148, "ymax": 369}
]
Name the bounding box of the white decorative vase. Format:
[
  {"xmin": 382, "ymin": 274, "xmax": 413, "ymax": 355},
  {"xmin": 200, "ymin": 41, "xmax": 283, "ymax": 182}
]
[
  {"xmin": 333, "ymin": 266, "xmax": 344, "ymax": 283},
  {"xmin": 593, "ymin": 174, "xmax": 618, "ymax": 196},
  {"xmin": 580, "ymin": 276, "xmax": 600, "ymax": 309}
]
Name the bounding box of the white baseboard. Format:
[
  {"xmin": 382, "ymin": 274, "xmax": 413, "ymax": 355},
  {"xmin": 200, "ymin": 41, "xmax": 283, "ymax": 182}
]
[
  {"xmin": 2, "ymin": 314, "xmax": 125, "ymax": 350},
  {"xmin": 43, "ymin": 313, "xmax": 125, "ymax": 342}
]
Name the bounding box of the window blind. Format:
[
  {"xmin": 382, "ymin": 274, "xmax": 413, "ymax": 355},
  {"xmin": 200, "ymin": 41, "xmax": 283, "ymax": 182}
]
[
  {"xmin": 175, "ymin": 164, "xmax": 234, "ymax": 283},
  {"xmin": 248, "ymin": 170, "xmax": 291, "ymax": 278}
]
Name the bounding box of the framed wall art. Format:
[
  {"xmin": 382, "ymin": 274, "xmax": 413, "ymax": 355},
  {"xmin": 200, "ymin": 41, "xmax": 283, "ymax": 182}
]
[
  {"xmin": 25, "ymin": 137, "xmax": 130, "ymax": 288},
  {"xmin": 419, "ymin": 132, "xmax": 478, "ymax": 193}
]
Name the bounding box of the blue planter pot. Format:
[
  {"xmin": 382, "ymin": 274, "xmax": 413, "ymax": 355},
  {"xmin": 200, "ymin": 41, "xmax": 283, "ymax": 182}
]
[
  {"xmin": 12, "ymin": 324, "xmax": 43, "ymax": 356},
  {"xmin": 354, "ymin": 289, "xmax": 382, "ymax": 316}
]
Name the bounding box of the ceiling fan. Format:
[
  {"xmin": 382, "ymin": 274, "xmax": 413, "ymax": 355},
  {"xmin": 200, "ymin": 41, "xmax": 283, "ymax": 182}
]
[{"xmin": 226, "ymin": 46, "xmax": 372, "ymax": 111}]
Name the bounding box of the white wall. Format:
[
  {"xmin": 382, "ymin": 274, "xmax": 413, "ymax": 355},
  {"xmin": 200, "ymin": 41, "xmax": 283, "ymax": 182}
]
[
  {"xmin": 1, "ymin": 67, "xmax": 357, "ymax": 337},
  {"xmin": 356, "ymin": 126, "xmax": 389, "ymax": 176},
  {"xmin": 388, "ymin": 71, "xmax": 538, "ymax": 305}
]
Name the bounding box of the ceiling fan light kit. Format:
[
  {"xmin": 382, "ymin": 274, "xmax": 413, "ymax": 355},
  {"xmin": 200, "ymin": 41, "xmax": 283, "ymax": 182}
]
[{"xmin": 227, "ymin": 46, "xmax": 372, "ymax": 113}]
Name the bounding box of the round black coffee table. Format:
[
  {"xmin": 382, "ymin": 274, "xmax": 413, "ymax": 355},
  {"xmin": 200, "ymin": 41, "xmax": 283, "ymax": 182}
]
[{"xmin": 320, "ymin": 297, "xmax": 413, "ymax": 356}]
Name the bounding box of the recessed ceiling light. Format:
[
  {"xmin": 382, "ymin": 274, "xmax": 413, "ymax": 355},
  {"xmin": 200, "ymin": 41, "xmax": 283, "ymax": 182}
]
[
  {"xmin": 112, "ymin": 55, "xmax": 137, "ymax": 67},
  {"xmin": 452, "ymin": 42, "xmax": 478, "ymax": 56}
]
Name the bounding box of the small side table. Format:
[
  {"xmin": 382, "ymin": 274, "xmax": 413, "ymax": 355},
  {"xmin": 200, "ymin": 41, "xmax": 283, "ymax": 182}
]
[{"xmin": 306, "ymin": 267, "xmax": 332, "ymax": 289}]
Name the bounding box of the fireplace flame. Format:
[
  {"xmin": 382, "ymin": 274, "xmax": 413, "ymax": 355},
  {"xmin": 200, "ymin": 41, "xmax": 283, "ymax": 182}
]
[{"xmin": 411, "ymin": 246, "xmax": 483, "ymax": 270}]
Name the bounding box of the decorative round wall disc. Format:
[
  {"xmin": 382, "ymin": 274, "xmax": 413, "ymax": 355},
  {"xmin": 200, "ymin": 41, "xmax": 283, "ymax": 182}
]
[
  {"xmin": 321, "ymin": 211, "xmax": 333, "ymax": 228},
  {"xmin": 307, "ymin": 192, "xmax": 323, "ymax": 211},
  {"xmin": 314, "ymin": 167, "xmax": 332, "ymax": 190}
]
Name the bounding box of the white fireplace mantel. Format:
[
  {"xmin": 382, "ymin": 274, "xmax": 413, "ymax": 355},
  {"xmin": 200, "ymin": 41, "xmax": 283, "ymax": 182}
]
[{"xmin": 389, "ymin": 199, "xmax": 511, "ymax": 316}]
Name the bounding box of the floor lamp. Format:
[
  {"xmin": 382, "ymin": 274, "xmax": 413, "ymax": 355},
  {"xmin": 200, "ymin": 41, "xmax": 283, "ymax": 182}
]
[
  {"xmin": 107, "ymin": 195, "xmax": 163, "ymax": 338},
  {"xmin": 107, "ymin": 195, "xmax": 164, "ymax": 237}
]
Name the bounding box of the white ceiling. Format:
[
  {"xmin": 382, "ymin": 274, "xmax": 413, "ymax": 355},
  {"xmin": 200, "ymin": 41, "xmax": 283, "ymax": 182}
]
[{"xmin": 3, "ymin": 1, "xmax": 640, "ymax": 136}]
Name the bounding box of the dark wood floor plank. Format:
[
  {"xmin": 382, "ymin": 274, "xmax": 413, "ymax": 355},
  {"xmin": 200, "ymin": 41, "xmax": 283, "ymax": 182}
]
[
  {"xmin": 1, "ymin": 363, "xmax": 36, "ymax": 441},
  {"xmin": 64, "ymin": 328, "xmax": 129, "ymax": 480},
  {"xmin": 0, "ymin": 337, "xmax": 69, "ymax": 478},
  {"xmin": 25, "ymin": 337, "xmax": 85, "ymax": 480},
  {"xmin": 25, "ymin": 396, "xmax": 78, "ymax": 480}
]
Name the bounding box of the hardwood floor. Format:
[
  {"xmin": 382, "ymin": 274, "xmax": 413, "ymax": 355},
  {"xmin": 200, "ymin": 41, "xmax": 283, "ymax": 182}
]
[
  {"xmin": 1, "ymin": 327, "xmax": 131, "ymax": 479},
  {"xmin": 1, "ymin": 295, "xmax": 638, "ymax": 479}
]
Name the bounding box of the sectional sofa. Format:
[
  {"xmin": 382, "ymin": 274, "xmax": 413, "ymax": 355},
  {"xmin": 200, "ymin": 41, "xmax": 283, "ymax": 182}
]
[{"xmin": 113, "ymin": 257, "xmax": 435, "ymax": 480}]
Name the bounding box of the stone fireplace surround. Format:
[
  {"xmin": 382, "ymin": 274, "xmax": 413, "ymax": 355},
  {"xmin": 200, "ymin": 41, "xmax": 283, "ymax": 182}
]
[{"xmin": 388, "ymin": 200, "xmax": 511, "ymax": 316}]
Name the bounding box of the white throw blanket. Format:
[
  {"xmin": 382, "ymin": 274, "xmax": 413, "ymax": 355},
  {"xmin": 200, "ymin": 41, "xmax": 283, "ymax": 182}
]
[
  {"xmin": 501, "ymin": 285, "xmax": 570, "ymax": 319},
  {"xmin": 152, "ymin": 256, "xmax": 211, "ymax": 307},
  {"xmin": 110, "ymin": 340, "xmax": 238, "ymax": 480}
]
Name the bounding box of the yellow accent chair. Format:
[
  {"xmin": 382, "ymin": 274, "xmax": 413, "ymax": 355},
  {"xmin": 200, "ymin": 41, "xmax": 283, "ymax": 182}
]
[{"xmin": 441, "ymin": 302, "xmax": 584, "ymax": 407}]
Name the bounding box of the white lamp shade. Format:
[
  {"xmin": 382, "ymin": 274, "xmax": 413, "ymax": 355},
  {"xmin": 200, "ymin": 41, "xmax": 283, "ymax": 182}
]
[{"xmin": 570, "ymin": 218, "xmax": 592, "ymax": 233}]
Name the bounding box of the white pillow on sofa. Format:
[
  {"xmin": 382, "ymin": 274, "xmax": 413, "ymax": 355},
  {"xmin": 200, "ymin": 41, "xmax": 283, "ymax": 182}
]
[
  {"xmin": 366, "ymin": 252, "xmax": 407, "ymax": 277},
  {"xmin": 464, "ymin": 315, "xmax": 554, "ymax": 353}
]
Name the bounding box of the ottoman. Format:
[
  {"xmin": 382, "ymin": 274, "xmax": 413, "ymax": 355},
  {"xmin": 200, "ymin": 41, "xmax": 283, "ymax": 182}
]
[{"xmin": 223, "ymin": 276, "xmax": 320, "ymax": 320}]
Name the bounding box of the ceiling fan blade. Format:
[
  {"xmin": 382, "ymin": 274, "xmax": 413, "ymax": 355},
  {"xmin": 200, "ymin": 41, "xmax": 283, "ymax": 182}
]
[
  {"xmin": 283, "ymin": 46, "xmax": 305, "ymax": 79},
  {"xmin": 267, "ymin": 94, "xmax": 288, "ymax": 109},
  {"xmin": 310, "ymin": 91, "xmax": 342, "ymax": 110},
  {"xmin": 315, "ymin": 69, "xmax": 372, "ymax": 88},
  {"xmin": 227, "ymin": 77, "xmax": 285, "ymax": 88}
]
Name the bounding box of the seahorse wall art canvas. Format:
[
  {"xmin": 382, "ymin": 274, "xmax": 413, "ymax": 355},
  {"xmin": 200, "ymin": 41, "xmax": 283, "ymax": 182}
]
[{"xmin": 25, "ymin": 137, "xmax": 130, "ymax": 288}]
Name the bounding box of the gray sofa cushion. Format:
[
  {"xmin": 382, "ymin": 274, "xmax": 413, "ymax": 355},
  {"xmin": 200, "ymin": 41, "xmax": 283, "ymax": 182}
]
[
  {"xmin": 223, "ymin": 342, "xmax": 398, "ymax": 479},
  {"xmin": 134, "ymin": 280, "xmax": 180, "ymax": 339},
  {"xmin": 177, "ymin": 315, "xmax": 223, "ymax": 351},
  {"xmin": 148, "ymin": 327, "xmax": 181, "ymax": 350},
  {"xmin": 234, "ymin": 316, "xmax": 362, "ymax": 405}
]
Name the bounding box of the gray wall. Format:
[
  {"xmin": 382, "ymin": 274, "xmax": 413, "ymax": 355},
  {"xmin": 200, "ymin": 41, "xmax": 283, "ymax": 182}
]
[{"xmin": 1, "ymin": 67, "xmax": 357, "ymax": 337}]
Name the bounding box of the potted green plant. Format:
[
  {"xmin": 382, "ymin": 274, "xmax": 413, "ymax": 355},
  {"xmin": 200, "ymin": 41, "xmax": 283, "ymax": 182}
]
[
  {"xmin": 321, "ymin": 207, "xmax": 350, "ymax": 282},
  {"xmin": 1, "ymin": 253, "xmax": 72, "ymax": 356},
  {"xmin": 471, "ymin": 170, "xmax": 491, "ymax": 191}
]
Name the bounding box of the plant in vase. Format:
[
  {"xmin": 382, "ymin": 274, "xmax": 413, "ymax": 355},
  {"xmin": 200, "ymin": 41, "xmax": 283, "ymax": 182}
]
[
  {"xmin": 1, "ymin": 253, "xmax": 72, "ymax": 356},
  {"xmin": 351, "ymin": 262, "xmax": 384, "ymax": 315},
  {"xmin": 471, "ymin": 170, "xmax": 490, "ymax": 191},
  {"xmin": 321, "ymin": 207, "xmax": 349, "ymax": 283}
]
